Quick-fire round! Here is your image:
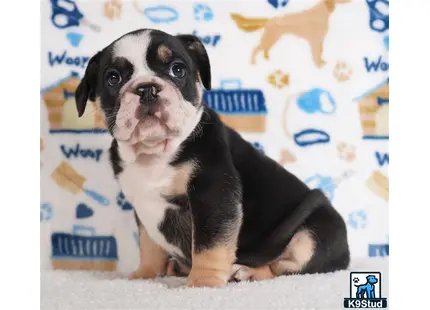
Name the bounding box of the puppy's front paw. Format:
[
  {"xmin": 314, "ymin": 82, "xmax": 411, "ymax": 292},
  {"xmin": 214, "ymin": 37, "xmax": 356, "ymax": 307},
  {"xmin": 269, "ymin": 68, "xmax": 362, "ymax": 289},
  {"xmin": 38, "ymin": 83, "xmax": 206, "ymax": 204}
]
[
  {"xmin": 230, "ymin": 264, "xmax": 275, "ymax": 282},
  {"xmin": 128, "ymin": 267, "xmax": 159, "ymax": 280},
  {"xmin": 187, "ymin": 269, "xmax": 228, "ymax": 288},
  {"xmin": 230, "ymin": 264, "xmax": 252, "ymax": 282}
]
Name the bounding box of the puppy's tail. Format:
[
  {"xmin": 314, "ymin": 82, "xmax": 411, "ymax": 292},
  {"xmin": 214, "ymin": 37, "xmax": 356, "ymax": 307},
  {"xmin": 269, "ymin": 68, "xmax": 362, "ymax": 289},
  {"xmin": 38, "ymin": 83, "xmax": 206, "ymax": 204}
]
[
  {"xmin": 230, "ymin": 13, "xmax": 268, "ymax": 32},
  {"xmin": 236, "ymin": 189, "xmax": 329, "ymax": 266}
]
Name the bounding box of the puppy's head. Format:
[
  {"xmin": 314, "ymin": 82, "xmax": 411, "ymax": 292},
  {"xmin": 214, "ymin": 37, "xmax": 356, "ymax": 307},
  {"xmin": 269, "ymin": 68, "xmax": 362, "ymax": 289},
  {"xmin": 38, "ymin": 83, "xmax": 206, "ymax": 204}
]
[{"xmin": 75, "ymin": 29, "xmax": 211, "ymax": 157}]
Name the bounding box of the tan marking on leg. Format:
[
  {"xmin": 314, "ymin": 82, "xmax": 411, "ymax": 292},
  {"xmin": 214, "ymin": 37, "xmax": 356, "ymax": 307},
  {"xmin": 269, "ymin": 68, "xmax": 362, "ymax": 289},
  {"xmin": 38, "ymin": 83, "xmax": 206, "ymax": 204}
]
[
  {"xmin": 164, "ymin": 161, "xmax": 197, "ymax": 197},
  {"xmin": 187, "ymin": 200, "xmax": 241, "ymax": 287},
  {"xmin": 252, "ymin": 265, "xmax": 276, "ymax": 281},
  {"xmin": 270, "ymin": 229, "xmax": 316, "ymax": 275},
  {"xmin": 157, "ymin": 45, "xmax": 172, "ymax": 63},
  {"xmin": 129, "ymin": 225, "xmax": 168, "ymax": 280},
  {"xmin": 187, "ymin": 245, "xmax": 236, "ymax": 288}
]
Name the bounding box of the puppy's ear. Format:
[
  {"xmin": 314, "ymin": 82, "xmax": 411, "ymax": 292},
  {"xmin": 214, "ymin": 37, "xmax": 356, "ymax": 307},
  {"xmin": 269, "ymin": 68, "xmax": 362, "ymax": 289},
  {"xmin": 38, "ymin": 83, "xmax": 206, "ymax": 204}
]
[
  {"xmin": 75, "ymin": 51, "xmax": 102, "ymax": 117},
  {"xmin": 176, "ymin": 34, "xmax": 211, "ymax": 90}
]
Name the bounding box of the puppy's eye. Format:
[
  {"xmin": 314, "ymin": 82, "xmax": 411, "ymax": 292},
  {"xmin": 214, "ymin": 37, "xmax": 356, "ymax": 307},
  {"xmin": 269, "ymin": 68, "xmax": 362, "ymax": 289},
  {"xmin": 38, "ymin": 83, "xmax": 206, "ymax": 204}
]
[
  {"xmin": 169, "ymin": 63, "xmax": 186, "ymax": 78},
  {"xmin": 106, "ymin": 70, "xmax": 122, "ymax": 86}
]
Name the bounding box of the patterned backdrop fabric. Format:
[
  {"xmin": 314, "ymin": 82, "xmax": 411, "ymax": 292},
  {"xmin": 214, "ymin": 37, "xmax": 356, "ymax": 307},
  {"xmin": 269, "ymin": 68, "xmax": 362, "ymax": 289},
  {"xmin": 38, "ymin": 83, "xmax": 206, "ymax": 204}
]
[{"xmin": 40, "ymin": 0, "xmax": 389, "ymax": 272}]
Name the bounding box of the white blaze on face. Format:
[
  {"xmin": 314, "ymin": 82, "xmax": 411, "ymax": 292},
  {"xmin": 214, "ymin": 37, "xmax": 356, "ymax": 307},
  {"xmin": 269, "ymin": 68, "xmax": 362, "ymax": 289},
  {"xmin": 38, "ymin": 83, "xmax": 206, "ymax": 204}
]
[
  {"xmin": 109, "ymin": 30, "xmax": 203, "ymax": 159},
  {"xmin": 113, "ymin": 31, "xmax": 153, "ymax": 79}
]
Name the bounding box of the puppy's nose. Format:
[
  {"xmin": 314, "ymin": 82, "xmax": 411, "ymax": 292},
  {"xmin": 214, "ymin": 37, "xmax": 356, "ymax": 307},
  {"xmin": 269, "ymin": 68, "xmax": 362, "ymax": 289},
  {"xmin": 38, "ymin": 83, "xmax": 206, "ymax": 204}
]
[{"xmin": 134, "ymin": 84, "xmax": 160, "ymax": 104}]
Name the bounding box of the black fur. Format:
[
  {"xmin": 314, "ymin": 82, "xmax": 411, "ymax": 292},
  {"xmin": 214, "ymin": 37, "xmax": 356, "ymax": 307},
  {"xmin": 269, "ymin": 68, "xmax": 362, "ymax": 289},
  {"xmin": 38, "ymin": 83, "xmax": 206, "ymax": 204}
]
[
  {"xmin": 109, "ymin": 139, "xmax": 123, "ymax": 176},
  {"xmin": 159, "ymin": 208, "xmax": 193, "ymax": 265},
  {"xmin": 159, "ymin": 107, "xmax": 349, "ymax": 272}
]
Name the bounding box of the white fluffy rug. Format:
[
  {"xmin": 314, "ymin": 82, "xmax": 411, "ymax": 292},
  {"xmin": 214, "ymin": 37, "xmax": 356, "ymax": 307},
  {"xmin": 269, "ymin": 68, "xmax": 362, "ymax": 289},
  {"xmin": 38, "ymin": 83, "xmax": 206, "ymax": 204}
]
[{"xmin": 41, "ymin": 258, "xmax": 388, "ymax": 310}]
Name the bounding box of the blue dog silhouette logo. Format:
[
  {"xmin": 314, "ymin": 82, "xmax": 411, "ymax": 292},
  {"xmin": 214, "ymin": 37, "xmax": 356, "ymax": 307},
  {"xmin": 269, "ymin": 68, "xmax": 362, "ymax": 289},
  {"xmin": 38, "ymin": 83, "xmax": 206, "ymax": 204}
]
[
  {"xmin": 354, "ymin": 275, "xmax": 378, "ymax": 299},
  {"xmin": 344, "ymin": 272, "xmax": 387, "ymax": 308}
]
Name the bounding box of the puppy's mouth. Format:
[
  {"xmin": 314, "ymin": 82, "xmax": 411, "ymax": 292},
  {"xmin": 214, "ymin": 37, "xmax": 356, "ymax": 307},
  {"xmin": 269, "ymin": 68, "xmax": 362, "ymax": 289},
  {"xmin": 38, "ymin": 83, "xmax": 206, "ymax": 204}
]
[
  {"xmin": 119, "ymin": 114, "xmax": 178, "ymax": 145},
  {"xmin": 111, "ymin": 76, "xmax": 199, "ymax": 156},
  {"xmin": 113, "ymin": 80, "xmax": 176, "ymax": 145}
]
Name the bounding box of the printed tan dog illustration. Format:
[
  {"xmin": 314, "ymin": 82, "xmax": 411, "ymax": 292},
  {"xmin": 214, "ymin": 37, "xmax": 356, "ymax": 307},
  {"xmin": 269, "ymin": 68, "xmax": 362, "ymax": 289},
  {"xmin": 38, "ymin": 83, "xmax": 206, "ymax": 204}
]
[{"xmin": 231, "ymin": 0, "xmax": 351, "ymax": 67}]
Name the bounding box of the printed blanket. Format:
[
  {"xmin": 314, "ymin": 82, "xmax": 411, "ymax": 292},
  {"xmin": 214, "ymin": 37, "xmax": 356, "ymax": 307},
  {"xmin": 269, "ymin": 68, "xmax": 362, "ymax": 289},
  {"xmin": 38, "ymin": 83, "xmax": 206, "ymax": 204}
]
[{"xmin": 40, "ymin": 0, "xmax": 389, "ymax": 272}]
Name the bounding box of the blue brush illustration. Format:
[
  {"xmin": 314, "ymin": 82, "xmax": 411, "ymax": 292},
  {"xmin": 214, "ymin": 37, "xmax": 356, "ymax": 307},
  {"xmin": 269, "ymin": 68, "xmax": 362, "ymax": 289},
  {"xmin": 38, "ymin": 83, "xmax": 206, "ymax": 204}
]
[{"xmin": 51, "ymin": 161, "xmax": 110, "ymax": 207}]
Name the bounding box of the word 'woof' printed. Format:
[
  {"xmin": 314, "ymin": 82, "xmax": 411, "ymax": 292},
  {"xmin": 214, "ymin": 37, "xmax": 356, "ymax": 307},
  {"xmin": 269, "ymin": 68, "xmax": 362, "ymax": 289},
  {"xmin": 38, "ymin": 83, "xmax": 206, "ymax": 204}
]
[
  {"xmin": 61, "ymin": 144, "xmax": 103, "ymax": 162},
  {"xmin": 375, "ymin": 152, "xmax": 389, "ymax": 167},
  {"xmin": 364, "ymin": 56, "xmax": 388, "ymax": 73},
  {"xmin": 48, "ymin": 51, "xmax": 90, "ymax": 68},
  {"xmin": 368, "ymin": 243, "xmax": 389, "ymax": 257},
  {"xmin": 191, "ymin": 30, "xmax": 221, "ymax": 47}
]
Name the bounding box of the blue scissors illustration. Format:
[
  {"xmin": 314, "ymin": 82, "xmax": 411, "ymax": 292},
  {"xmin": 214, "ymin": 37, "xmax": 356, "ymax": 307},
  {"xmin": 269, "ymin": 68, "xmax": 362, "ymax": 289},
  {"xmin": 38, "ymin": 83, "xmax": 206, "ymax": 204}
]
[
  {"xmin": 366, "ymin": 0, "xmax": 389, "ymax": 33},
  {"xmin": 50, "ymin": 0, "xmax": 100, "ymax": 32}
]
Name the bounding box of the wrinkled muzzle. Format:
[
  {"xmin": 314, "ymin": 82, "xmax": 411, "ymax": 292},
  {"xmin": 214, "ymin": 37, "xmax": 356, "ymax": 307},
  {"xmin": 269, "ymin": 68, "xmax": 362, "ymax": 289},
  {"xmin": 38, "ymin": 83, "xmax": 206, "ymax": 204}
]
[{"xmin": 111, "ymin": 75, "xmax": 200, "ymax": 155}]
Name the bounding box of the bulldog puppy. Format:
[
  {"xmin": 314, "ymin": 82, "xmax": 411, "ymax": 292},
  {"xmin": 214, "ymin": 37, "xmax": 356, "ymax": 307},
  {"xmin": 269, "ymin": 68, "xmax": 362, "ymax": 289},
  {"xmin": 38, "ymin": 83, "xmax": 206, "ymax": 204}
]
[{"xmin": 75, "ymin": 29, "xmax": 350, "ymax": 288}]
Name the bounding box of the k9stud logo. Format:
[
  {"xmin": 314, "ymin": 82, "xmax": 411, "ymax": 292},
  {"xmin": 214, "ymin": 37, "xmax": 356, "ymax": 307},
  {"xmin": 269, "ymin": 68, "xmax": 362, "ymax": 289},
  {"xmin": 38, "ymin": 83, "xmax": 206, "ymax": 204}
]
[{"xmin": 344, "ymin": 272, "xmax": 387, "ymax": 308}]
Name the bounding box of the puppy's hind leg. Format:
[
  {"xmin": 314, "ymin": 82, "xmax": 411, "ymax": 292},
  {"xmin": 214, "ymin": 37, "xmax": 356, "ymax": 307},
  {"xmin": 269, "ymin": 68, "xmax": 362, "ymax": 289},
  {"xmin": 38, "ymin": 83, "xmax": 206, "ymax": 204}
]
[
  {"xmin": 230, "ymin": 229, "xmax": 316, "ymax": 281},
  {"xmin": 269, "ymin": 229, "xmax": 316, "ymax": 276}
]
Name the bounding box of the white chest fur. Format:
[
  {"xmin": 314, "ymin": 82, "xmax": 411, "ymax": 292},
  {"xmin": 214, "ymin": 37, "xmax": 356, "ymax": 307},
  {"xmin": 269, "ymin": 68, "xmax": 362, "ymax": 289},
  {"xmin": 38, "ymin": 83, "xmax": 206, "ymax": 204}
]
[{"xmin": 118, "ymin": 156, "xmax": 186, "ymax": 258}]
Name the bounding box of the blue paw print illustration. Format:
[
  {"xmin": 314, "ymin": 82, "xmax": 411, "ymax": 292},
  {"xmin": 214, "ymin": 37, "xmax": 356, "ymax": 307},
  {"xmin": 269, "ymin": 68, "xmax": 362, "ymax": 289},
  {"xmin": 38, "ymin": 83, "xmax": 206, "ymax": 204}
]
[
  {"xmin": 66, "ymin": 32, "xmax": 83, "ymax": 47},
  {"xmin": 194, "ymin": 3, "xmax": 214, "ymax": 21},
  {"xmin": 41, "ymin": 203, "xmax": 53, "ymax": 222},
  {"xmin": 268, "ymin": 0, "xmax": 289, "ymax": 8},
  {"xmin": 253, "ymin": 142, "xmax": 264, "ymax": 153},
  {"xmin": 347, "ymin": 210, "xmax": 367, "ymax": 229},
  {"xmin": 76, "ymin": 203, "xmax": 94, "ymax": 219},
  {"xmin": 117, "ymin": 192, "xmax": 133, "ymax": 211}
]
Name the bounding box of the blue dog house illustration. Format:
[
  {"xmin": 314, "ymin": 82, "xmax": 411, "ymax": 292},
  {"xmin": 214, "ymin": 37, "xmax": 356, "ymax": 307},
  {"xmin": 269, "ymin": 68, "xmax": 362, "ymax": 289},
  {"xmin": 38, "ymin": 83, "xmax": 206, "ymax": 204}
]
[
  {"xmin": 51, "ymin": 232, "xmax": 118, "ymax": 271},
  {"xmin": 203, "ymin": 89, "xmax": 268, "ymax": 132}
]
